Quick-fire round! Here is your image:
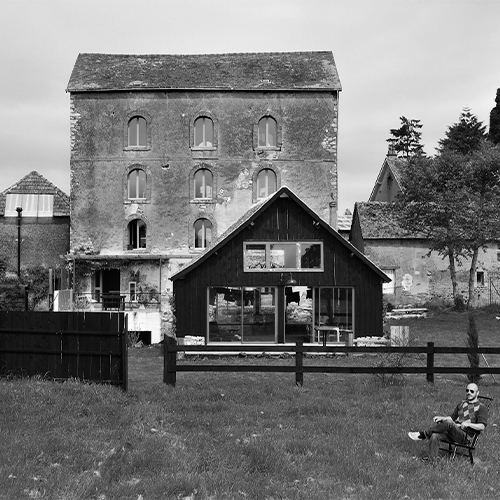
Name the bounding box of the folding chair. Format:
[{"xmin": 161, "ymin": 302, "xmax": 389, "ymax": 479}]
[{"xmin": 439, "ymin": 395, "xmax": 493, "ymax": 465}]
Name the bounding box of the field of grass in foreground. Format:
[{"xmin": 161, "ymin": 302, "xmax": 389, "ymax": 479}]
[{"xmin": 1, "ymin": 309, "xmax": 500, "ymax": 500}]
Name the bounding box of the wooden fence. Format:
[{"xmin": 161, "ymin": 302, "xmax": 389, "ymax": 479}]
[
  {"xmin": 164, "ymin": 338, "xmax": 500, "ymax": 387},
  {"xmin": 0, "ymin": 311, "xmax": 128, "ymax": 390}
]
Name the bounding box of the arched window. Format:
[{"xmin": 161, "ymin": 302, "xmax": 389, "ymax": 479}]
[
  {"xmin": 258, "ymin": 116, "xmax": 277, "ymax": 147},
  {"xmin": 128, "ymin": 219, "xmax": 147, "ymax": 249},
  {"xmin": 194, "ymin": 218, "xmax": 212, "ymax": 249},
  {"xmin": 194, "ymin": 117, "xmax": 214, "ymax": 147},
  {"xmin": 128, "ymin": 116, "xmax": 147, "ymax": 147},
  {"xmin": 194, "ymin": 168, "xmax": 213, "ymax": 199},
  {"xmin": 128, "ymin": 169, "xmax": 146, "ymax": 199},
  {"xmin": 256, "ymin": 169, "xmax": 277, "ymax": 199}
]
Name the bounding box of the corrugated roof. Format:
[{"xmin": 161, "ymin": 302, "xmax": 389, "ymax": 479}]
[
  {"xmin": 0, "ymin": 171, "xmax": 70, "ymax": 216},
  {"xmin": 67, "ymin": 52, "xmax": 341, "ymax": 92},
  {"xmin": 354, "ymin": 202, "xmax": 422, "ymax": 239},
  {"xmin": 172, "ymin": 187, "xmax": 389, "ymax": 282}
]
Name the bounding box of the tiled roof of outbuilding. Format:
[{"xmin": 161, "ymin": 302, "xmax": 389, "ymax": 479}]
[
  {"xmin": 354, "ymin": 202, "xmax": 422, "ymax": 239},
  {"xmin": 0, "ymin": 171, "xmax": 70, "ymax": 216},
  {"xmin": 67, "ymin": 52, "xmax": 341, "ymax": 92}
]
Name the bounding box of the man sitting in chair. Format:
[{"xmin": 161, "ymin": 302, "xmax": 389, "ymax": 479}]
[{"xmin": 408, "ymin": 383, "xmax": 488, "ymax": 460}]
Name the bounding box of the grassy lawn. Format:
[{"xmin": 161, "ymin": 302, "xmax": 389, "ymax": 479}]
[{"xmin": 1, "ymin": 309, "xmax": 500, "ymax": 499}]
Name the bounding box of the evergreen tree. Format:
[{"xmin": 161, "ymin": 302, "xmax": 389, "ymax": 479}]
[
  {"xmin": 489, "ymin": 88, "xmax": 500, "ymax": 145},
  {"xmin": 438, "ymin": 107, "xmax": 486, "ymax": 155},
  {"xmin": 387, "ymin": 116, "xmax": 425, "ymax": 159}
]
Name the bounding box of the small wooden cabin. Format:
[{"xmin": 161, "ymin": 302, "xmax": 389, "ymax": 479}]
[{"xmin": 171, "ymin": 187, "xmax": 389, "ymax": 344}]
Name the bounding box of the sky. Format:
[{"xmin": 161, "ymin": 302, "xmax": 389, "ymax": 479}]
[{"xmin": 1, "ymin": 0, "xmax": 499, "ymax": 213}]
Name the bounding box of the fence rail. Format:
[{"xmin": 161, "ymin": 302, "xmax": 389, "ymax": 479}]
[
  {"xmin": 164, "ymin": 338, "xmax": 500, "ymax": 387},
  {"xmin": 0, "ymin": 311, "xmax": 128, "ymax": 390}
]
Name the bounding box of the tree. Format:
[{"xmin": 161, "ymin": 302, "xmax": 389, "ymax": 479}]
[
  {"xmin": 438, "ymin": 108, "xmax": 487, "ymax": 155},
  {"xmin": 387, "ymin": 117, "xmax": 425, "ymax": 159},
  {"xmin": 395, "ymin": 141, "xmax": 500, "ymax": 308},
  {"xmin": 489, "ymin": 88, "xmax": 500, "ymax": 145}
]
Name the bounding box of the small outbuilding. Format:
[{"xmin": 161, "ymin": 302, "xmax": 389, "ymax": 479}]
[{"xmin": 171, "ymin": 187, "xmax": 389, "ymax": 344}]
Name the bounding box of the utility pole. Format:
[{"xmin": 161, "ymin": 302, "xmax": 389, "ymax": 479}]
[{"xmin": 16, "ymin": 207, "xmax": 22, "ymax": 277}]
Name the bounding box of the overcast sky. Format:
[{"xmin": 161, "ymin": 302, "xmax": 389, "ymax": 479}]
[{"xmin": 1, "ymin": 0, "xmax": 498, "ymax": 213}]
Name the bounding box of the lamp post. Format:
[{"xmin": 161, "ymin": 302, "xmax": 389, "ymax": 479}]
[{"xmin": 16, "ymin": 207, "xmax": 22, "ymax": 277}]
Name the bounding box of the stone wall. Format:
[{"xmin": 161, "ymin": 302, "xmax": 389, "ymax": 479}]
[
  {"xmin": 364, "ymin": 239, "xmax": 500, "ymax": 307},
  {"xmin": 0, "ymin": 216, "xmax": 69, "ymax": 272},
  {"xmin": 69, "ymin": 91, "xmax": 339, "ymax": 253}
]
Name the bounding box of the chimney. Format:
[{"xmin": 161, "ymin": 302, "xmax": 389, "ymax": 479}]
[
  {"xmin": 329, "ymin": 198, "xmax": 338, "ymax": 231},
  {"xmin": 387, "ymin": 143, "xmax": 396, "ymax": 156}
]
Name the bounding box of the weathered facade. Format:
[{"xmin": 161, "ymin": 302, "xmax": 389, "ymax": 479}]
[
  {"xmin": 66, "ymin": 52, "xmax": 342, "ymax": 342},
  {"xmin": 0, "ymin": 171, "xmax": 69, "ymax": 272},
  {"xmin": 172, "ymin": 187, "xmax": 389, "ymax": 343},
  {"xmin": 350, "ymin": 202, "xmax": 500, "ymax": 307}
]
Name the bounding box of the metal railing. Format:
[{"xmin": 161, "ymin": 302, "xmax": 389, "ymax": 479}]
[{"xmin": 74, "ymin": 292, "xmax": 161, "ymax": 311}]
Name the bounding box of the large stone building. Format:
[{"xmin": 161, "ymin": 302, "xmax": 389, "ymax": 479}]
[{"xmin": 66, "ymin": 52, "xmax": 343, "ymax": 342}]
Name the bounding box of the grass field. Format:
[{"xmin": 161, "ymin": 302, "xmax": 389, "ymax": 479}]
[{"xmin": 1, "ymin": 309, "xmax": 500, "ymax": 499}]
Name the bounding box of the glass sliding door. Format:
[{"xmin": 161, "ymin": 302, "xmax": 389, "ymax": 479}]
[
  {"xmin": 208, "ymin": 286, "xmax": 276, "ymax": 343},
  {"xmin": 242, "ymin": 287, "xmax": 276, "ymax": 343},
  {"xmin": 313, "ymin": 287, "xmax": 354, "ymax": 343},
  {"xmin": 208, "ymin": 287, "xmax": 242, "ymax": 342},
  {"xmin": 285, "ymin": 286, "xmax": 313, "ymax": 343}
]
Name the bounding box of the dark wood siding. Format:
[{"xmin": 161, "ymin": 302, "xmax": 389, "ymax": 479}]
[{"xmin": 174, "ymin": 197, "xmax": 384, "ymax": 339}]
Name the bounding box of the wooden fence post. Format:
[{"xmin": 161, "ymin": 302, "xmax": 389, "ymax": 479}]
[
  {"xmin": 427, "ymin": 341, "xmax": 434, "ymax": 384},
  {"xmin": 295, "ymin": 341, "xmax": 303, "ymax": 386},
  {"xmin": 164, "ymin": 336, "xmax": 177, "ymax": 387}
]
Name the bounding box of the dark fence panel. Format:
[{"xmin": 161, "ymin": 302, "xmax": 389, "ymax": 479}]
[
  {"xmin": 0, "ymin": 311, "xmax": 127, "ymax": 390},
  {"xmin": 164, "ymin": 339, "xmax": 500, "ymax": 387}
]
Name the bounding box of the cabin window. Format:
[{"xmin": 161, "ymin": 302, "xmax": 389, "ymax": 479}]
[
  {"xmin": 128, "ymin": 116, "xmax": 147, "ymax": 147},
  {"xmin": 314, "ymin": 287, "xmax": 354, "ymax": 332},
  {"xmin": 243, "ymin": 242, "xmax": 323, "ymax": 271}
]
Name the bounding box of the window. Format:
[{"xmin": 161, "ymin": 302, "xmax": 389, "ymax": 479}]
[
  {"xmin": 129, "ymin": 219, "xmax": 146, "ymax": 249},
  {"xmin": 382, "ymin": 270, "xmax": 395, "ymax": 294},
  {"xmin": 314, "ymin": 287, "xmax": 354, "ymax": 331},
  {"xmin": 129, "ymin": 282, "xmax": 137, "ymax": 302},
  {"xmin": 194, "ymin": 218, "xmax": 212, "ymax": 249},
  {"xmin": 194, "ymin": 117, "xmax": 214, "ymax": 148},
  {"xmin": 128, "ymin": 169, "xmax": 146, "ymax": 199},
  {"xmin": 476, "ymin": 271, "xmax": 485, "ymax": 287},
  {"xmin": 128, "ymin": 116, "xmax": 147, "ymax": 147},
  {"xmin": 258, "ymin": 116, "xmax": 277, "ymax": 147},
  {"xmin": 256, "ymin": 169, "xmax": 277, "ymax": 199},
  {"xmin": 194, "ymin": 169, "xmax": 213, "ymax": 199},
  {"xmin": 4, "ymin": 194, "xmax": 54, "ymax": 217},
  {"xmin": 244, "ymin": 242, "xmax": 323, "ymax": 271}
]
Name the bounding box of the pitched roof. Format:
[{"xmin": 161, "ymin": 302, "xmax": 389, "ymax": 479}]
[
  {"xmin": 354, "ymin": 202, "xmax": 422, "ymax": 239},
  {"xmin": 172, "ymin": 187, "xmax": 389, "ymax": 281},
  {"xmin": 369, "ymin": 155, "xmax": 407, "ymax": 202},
  {"xmin": 67, "ymin": 52, "xmax": 341, "ymax": 92},
  {"xmin": 0, "ymin": 171, "xmax": 70, "ymax": 216}
]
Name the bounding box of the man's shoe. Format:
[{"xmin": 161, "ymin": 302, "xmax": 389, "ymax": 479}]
[{"xmin": 408, "ymin": 431, "xmax": 425, "ymax": 441}]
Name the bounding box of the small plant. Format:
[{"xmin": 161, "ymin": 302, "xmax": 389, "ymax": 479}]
[{"xmin": 127, "ymin": 330, "xmax": 141, "ymax": 347}]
